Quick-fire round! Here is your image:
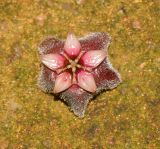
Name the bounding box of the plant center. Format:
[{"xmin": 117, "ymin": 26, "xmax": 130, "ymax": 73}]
[{"xmin": 56, "ymin": 51, "xmax": 92, "ymax": 83}]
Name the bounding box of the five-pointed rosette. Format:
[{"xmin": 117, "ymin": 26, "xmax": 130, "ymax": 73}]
[{"xmin": 38, "ymin": 32, "xmax": 121, "ymax": 117}]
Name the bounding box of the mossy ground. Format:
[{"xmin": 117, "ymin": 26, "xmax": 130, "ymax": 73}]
[{"xmin": 0, "ymin": 0, "xmax": 159, "ymax": 148}]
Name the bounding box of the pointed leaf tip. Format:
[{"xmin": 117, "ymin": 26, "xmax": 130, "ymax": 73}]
[
  {"xmin": 64, "ymin": 33, "xmax": 81, "ymax": 58},
  {"xmin": 80, "ymin": 50, "xmax": 106, "ymax": 68},
  {"xmin": 77, "ymin": 70, "xmax": 97, "ymax": 93},
  {"xmin": 42, "ymin": 54, "xmax": 66, "ymax": 70},
  {"xmin": 54, "ymin": 72, "xmax": 72, "ymax": 93}
]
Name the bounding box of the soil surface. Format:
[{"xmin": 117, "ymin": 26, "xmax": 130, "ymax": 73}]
[{"xmin": 0, "ymin": 0, "xmax": 159, "ymax": 148}]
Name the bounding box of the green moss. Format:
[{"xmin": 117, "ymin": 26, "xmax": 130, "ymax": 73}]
[{"xmin": 0, "ymin": 0, "xmax": 159, "ymax": 148}]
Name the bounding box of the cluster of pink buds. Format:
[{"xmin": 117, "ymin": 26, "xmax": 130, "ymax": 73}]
[{"xmin": 38, "ymin": 32, "xmax": 121, "ymax": 117}]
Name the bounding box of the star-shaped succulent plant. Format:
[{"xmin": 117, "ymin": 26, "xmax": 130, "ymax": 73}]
[{"xmin": 38, "ymin": 32, "xmax": 121, "ymax": 117}]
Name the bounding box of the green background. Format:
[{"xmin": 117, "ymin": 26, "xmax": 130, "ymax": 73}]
[{"xmin": 0, "ymin": 0, "xmax": 159, "ymax": 148}]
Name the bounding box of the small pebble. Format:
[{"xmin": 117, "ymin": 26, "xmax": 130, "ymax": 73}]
[
  {"xmin": 156, "ymin": 58, "xmax": 160, "ymax": 63},
  {"xmin": 43, "ymin": 139, "xmax": 52, "ymax": 148},
  {"xmin": 132, "ymin": 20, "xmax": 141, "ymax": 29},
  {"xmin": 36, "ymin": 14, "xmax": 46, "ymax": 26},
  {"xmin": 134, "ymin": 0, "xmax": 142, "ymax": 3},
  {"xmin": 62, "ymin": 2, "xmax": 73, "ymax": 11},
  {"xmin": 76, "ymin": 0, "xmax": 85, "ymax": 4},
  {"xmin": 0, "ymin": 137, "xmax": 9, "ymax": 149},
  {"xmin": 7, "ymin": 99, "xmax": 22, "ymax": 111},
  {"xmin": 139, "ymin": 62, "xmax": 146, "ymax": 69}
]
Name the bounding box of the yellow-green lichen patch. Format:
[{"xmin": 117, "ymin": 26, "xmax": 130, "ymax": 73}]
[{"xmin": 0, "ymin": 0, "xmax": 159, "ymax": 148}]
